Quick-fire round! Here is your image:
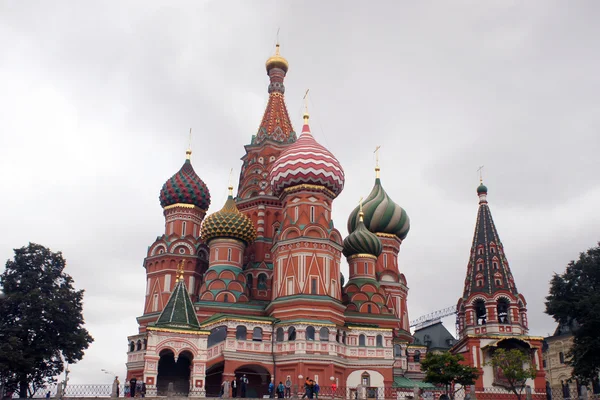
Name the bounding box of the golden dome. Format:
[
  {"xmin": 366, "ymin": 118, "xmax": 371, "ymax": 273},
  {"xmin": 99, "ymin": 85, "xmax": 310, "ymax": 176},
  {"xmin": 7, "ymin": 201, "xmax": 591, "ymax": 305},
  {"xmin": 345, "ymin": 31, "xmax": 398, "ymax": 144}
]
[{"xmin": 266, "ymin": 44, "xmax": 289, "ymax": 73}]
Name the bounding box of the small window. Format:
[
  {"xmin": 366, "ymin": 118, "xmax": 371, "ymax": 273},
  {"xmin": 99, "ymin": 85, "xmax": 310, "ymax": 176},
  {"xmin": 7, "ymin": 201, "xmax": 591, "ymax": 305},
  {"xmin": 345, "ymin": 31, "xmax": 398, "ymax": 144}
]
[
  {"xmin": 258, "ymin": 273, "xmax": 267, "ymax": 290},
  {"xmin": 288, "ymin": 326, "xmax": 296, "ymax": 341},
  {"xmin": 276, "ymin": 327, "xmax": 284, "ymax": 342},
  {"xmin": 295, "ymin": 206, "xmax": 299, "ymax": 222},
  {"xmin": 336, "ymin": 330, "xmax": 340, "ymax": 343},
  {"xmin": 491, "ymin": 246, "xmax": 496, "ymax": 253},
  {"xmin": 320, "ymin": 327, "xmax": 329, "ymax": 341},
  {"xmin": 286, "ymin": 277, "xmax": 294, "ymax": 295},
  {"xmin": 236, "ymin": 326, "xmax": 247, "ymax": 340},
  {"xmin": 414, "ymin": 350, "xmax": 421, "ymax": 362},
  {"xmin": 478, "ymin": 248, "xmax": 484, "ymax": 255},
  {"xmin": 359, "ymin": 334, "xmax": 366, "ymax": 347},
  {"xmin": 182, "ymin": 221, "xmax": 186, "ymax": 236},
  {"xmin": 253, "ymin": 327, "xmax": 263, "ymax": 341},
  {"xmin": 495, "ymin": 279, "xmax": 502, "ymax": 286},
  {"xmin": 311, "ymin": 278, "xmax": 317, "ymax": 294},
  {"xmin": 306, "ymin": 326, "xmax": 315, "ymax": 341},
  {"xmin": 215, "ymin": 248, "xmax": 219, "ymax": 260},
  {"xmin": 559, "ymin": 352, "xmax": 565, "ymax": 364},
  {"xmin": 129, "ymin": 341, "xmax": 135, "ymax": 352},
  {"xmin": 383, "ymin": 254, "xmax": 388, "ymax": 268},
  {"xmin": 136, "ymin": 340, "xmax": 142, "ymax": 351},
  {"xmin": 153, "ymin": 293, "xmax": 159, "ymax": 312},
  {"xmin": 342, "ymin": 331, "xmax": 347, "ymax": 345},
  {"xmin": 367, "ymin": 304, "xmax": 372, "ymax": 313},
  {"xmin": 364, "ymin": 263, "xmax": 368, "ymax": 275},
  {"xmin": 227, "ymin": 248, "xmax": 232, "ymax": 261},
  {"xmin": 224, "ymin": 294, "xmax": 229, "ymax": 303},
  {"xmin": 247, "ymin": 274, "xmax": 253, "ymax": 290},
  {"xmin": 394, "ymin": 344, "xmax": 401, "ymax": 357},
  {"xmin": 376, "ymin": 335, "xmax": 383, "ymax": 347},
  {"xmin": 310, "ymin": 206, "xmax": 315, "ymax": 223},
  {"xmin": 477, "ymin": 263, "xmax": 483, "ymax": 271},
  {"xmin": 477, "ymin": 279, "xmax": 483, "ymax": 287},
  {"xmin": 361, "ymin": 372, "xmax": 370, "ymax": 387}
]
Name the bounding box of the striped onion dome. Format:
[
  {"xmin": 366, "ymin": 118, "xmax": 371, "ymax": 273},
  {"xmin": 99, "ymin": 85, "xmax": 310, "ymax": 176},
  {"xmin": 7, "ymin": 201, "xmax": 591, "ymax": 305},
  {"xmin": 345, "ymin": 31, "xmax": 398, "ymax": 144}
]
[
  {"xmin": 343, "ymin": 212, "xmax": 382, "ymax": 258},
  {"xmin": 159, "ymin": 154, "xmax": 211, "ymax": 210},
  {"xmin": 347, "ymin": 177, "xmax": 410, "ymax": 240},
  {"xmin": 269, "ymin": 114, "xmax": 345, "ymax": 198},
  {"xmin": 201, "ymin": 191, "xmax": 257, "ymax": 245}
]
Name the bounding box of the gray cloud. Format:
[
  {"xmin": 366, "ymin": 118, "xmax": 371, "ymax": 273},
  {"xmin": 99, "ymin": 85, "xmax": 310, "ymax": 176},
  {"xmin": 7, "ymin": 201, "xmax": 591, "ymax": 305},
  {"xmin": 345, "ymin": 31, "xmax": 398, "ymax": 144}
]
[{"xmin": 1, "ymin": 0, "xmax": 598, "ymax": 384}]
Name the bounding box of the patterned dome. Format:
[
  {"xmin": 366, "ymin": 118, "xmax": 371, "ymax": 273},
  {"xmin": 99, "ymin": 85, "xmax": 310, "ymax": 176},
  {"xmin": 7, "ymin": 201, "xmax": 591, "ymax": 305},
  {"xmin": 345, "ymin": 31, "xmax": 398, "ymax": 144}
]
[
  {"xmin": 477, "ymin": 183, "xmax": 488, "ymax": 194},
  {"xmin": 160, "ymin": 157, "xmax": 211, "ymax": 210},
  {"xmin": 269, "ymin": 116, "xmax": 345, "ymax": 197},
  {"xmin": 201, "ymin": 193, "xmax": 257, "ymax": 245},
  {"xmin": 343, "ymin": 213, "xmax": 382, "ymax": 258},
  {"xmin": 347, "ymin": 177, "xmax": 410, "ymax": 240}
]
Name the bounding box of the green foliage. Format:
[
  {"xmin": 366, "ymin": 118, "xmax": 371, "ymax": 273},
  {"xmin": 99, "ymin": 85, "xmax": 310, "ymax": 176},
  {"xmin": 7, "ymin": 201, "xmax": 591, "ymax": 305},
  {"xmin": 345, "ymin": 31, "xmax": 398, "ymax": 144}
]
[
  {"xmin": 0, "ymin": 243, "xmax": 94, "ymax": 398},
  {"xmin": 545, "ymin": 242, "xmax": 600, "ymax": 384},
  {"xmin": 486, "ymin": 348, "xmax": 536, "ymax": 400},
  {"xmin": 420, "ymin": 352, "xmax": 478, "ymax": 395}
]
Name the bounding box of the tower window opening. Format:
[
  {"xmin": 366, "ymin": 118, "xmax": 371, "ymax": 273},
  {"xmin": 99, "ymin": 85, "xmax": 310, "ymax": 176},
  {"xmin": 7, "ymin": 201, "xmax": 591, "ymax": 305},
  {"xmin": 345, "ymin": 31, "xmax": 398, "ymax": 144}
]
[
  {"xmin": 129, "ymin": 341, "xmax": 135, "ymax": 352},
  {"xmin": 236, "ymin": 325, "xmax": 247, "ymax": 340},
  {"xmin": 252, "ymin": 327, "xmax": 263, "ymax": 341},
  {"xmin": 311, "ymin": 277, "xmax": 317, "ymax": 294},
  {"xmin": 478, "ymin": 247, "xmax": 484, "ymax": 255},
  {"xmin": 414, "ymin": 350, "xmax": 421, "ymax": 362},
  {"xmin": 495, "ymin": 279, "xmax": 502, "ymax": 286},
  {"xmin": 276, "ymin": 327, "xmax": 284, "ymax": 342},
  {"xmin": 559, "ymin": 351, "xmax": 565, "ymax": 364},
  {"xmin": 367, "ymin": 304, "xmax": 372, "ymax": 313},
  {"xmin": 215, "ymin": 248, "xmax": 219, "ymax": 260},
  {"xmin": 310, "ymin": 206, "xmax": 315, "ymax": 223},
  {"xmin": 376, "ymin": 335, "xmax": 383, "ymax": 347},
  {"xmin": 359, "ymin": 334, "xmax": 366, "ymax": 347},
  {"xmin": 474, "ymin": 299, "xmax": 487, "ymax": 325},
  {"xmin": 342, "ymin": 331, "xmax": 347, "ymax": 345},
  {"xmin": 288, "ymin": 326, "xmax": 296, "ymax": 341},
  {"xmin": 477, "ymin": 279, "xmax": 483, "ymax": 287},
  {"xmin": 383, "ymin": 254, "xmax": 388, "ymax": 268},
  {"xmin": 306, "ymin": 326, "xmax": 315, "ymax": 341},
  {"xmin": 493, "ymin": 261, "xmax": 499, "ymax": 270},
  {"xmin": 319, "ymin": 327, "xmax": 329, "ymax": 341},
  {"xmin": 227, "ymin": 248, "xmax": 232, "ymax": 261},
  {"xmin": 497, "ymin": 298, "xmax": 510, "ymax": 324},
  {"xmin": 223, "ymin": 294, "xmax": 229, "ymax": 303},
  {"xmin": 295, "ymin": 206, "xmax": 299, "ymax": 222},
  {"xmin": 182, "ymin": 221, "xmax": 186, "ymax": 236},
  {"xmin": 246, "ymin": 274, "xmax": 253, "ymax": 290},
  {"xmin": 491, "ymin": 246, "xmax": 496, "ymax": 253},
  {"xmin": 477, "ymin": 263, "xmax": 483, "ymax": 271},
  {"xmin": 364, "ymin": 263, "xmax": 368, "ymax": 275},
  {"xmin": 152, "ymin": 293, "xmax": 159, "ymax": 312}
]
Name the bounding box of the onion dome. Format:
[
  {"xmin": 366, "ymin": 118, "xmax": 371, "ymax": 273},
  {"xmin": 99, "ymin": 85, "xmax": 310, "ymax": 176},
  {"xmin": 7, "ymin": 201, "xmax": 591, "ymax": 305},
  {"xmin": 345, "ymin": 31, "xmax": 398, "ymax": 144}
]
[
  {"xmin": 266, "ymin": 43, "xmax": 289, "ymax": 73},
  {"xmin": 159, "ymin": 149, "xmax": 211, "ymax": 210},
  {"xmin": 343, "ymin": 208, "xmax": 382, "ymax": 258},
  {"xmin": 269, "ymin": 113, "xmax": 345, "ymax": 198},
  {"xmin": 201, "ymin": 186, "xmax": 257, "ymax": 245},
  {"xmin": 477, "ymin": 182, "xmax": 488, "ymax": 194},
  {"xmin": 347, "ymin": 174, "xmax": 410, "ymax": 240}
]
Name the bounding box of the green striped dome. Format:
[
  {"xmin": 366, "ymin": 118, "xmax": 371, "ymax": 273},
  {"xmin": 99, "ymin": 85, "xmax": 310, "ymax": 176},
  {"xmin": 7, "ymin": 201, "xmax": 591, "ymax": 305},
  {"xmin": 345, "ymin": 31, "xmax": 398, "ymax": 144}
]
[
  {"xmin": 348, "ymin": 178, "xmax": 410, "ymax": 240},
  {"xmin": 343, "ymin": 216, "xmax": 382, "ymax": 258}
]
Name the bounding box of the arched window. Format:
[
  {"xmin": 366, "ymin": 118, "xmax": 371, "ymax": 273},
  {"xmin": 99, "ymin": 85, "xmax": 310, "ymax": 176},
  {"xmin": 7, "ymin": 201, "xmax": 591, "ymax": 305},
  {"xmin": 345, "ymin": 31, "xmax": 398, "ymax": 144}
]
[
  {"xmin": 257, "ymin": 273, "xmax": 267, "ymax": 290},
  {"xmin": 236, "ymin": 325, "xmax": 247, "ymax": 340},
  {"xmin": 129, "ymin": 341, "xmax": 135, "ymax": 352},
  {"xmin": 310, "ymin": 206, "xmax": 315, "ymax": 223},
  {"xmin": 367, "ymin": 304, "xmax": 372, "ymax": 314},
  {"xmin": 276, "ymin": 327, "xmax": 284, "ymax": 342},
  {"xmin": 359, "ymin": 334, "xmax": 366, "ymax": 347},
  {"xmin": 497, "ymin": 298, "xmax": 510, "ymax": 323},
  {"xmin": 559, "ymin": 352, "xmax": 565, "ymax": 364},
  {"xmin": 295, "ymin": 206, "xmax": 299, "ymax": 222},
  {"xmin": 246, "ymin": 274, "xmax": 253, "ymax": 290},
  {"xmin": 493, "ymin": 261, "xmax": 499, "ymax": 269},
  {"xmin": 207, "ymin": 325, "xmax": 227, "ymax": 347},
  {"xmin": 336, "ymin": 330, "xmax": 340, "ymax": 343},
  {"xmin": 288, "ymin": 326, "xmax": 296, "ymax": 341},
  {"xmin": 136, "ymin": 340, "xmax": 142, "ymax": 351},
  {"xmin": 376, "ymin": 335, "xmax": 383, "ymax": 347},
  {"xmin": 361, "ymin": 372, "xmax": 370, "ymax": 387},
  {"xmin": 474, "ymin": 299, "xmax": 487, "ymax": 325},
  {"xmin": 394, "ymin": 344, "xmax": 402, "ymax": 357},
  {"xmin": 320, "ymin": 327, "xmax": 329, "ymax": 341},
  {"xmin": 143, "ymin": 339, "xmax": 147, "ymax": 350},
  {"xmin": 342, "ymin": 331, "xmax": 347, "ymax": 345},
  {"xmin": 252, "ymin": 327, "xmax": 263, "ymax": 342},
  {"xmin": 306, "ymin": 326, "xmax": 315, "ymax": 341},
  {"xmin": 414, "ymin": 350, "xmax": 421, "ymax": 362}
]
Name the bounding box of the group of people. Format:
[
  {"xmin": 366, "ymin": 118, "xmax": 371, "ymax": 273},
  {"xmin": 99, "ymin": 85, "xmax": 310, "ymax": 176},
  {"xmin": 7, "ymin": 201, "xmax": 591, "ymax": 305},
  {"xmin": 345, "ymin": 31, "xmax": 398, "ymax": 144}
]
[
  {"xmin": 220, "ymin": 374, "xmax": 249, "ymax": 398},
  {"xmin": 114, "ymin": 376, "xmax": 146, "ymax": 398},
  {"xmin": 267, "ymin": 377, "xmax": 292, "ymax": 398},
  {"xmin": 300, "ymin": 377, "xmax": 320, "ymax": 399}
]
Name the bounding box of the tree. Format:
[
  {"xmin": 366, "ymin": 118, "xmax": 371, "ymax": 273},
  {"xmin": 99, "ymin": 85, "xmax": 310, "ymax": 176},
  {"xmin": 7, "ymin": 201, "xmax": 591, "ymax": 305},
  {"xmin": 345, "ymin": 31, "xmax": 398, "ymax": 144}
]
[
  {"xmin": 420, "ymin": 352, "xmax": 478, "ymax": 399},
  {"xmin": 0, "ymin": 243, "xmax": 94, "ymax": 398},
  {"xmin": 545, "ymin": 242, "xmax": 600, "ymax": 384},
  {"xmin": 486, "ymin": 348, "xmax": 536, "ymax": 400}
]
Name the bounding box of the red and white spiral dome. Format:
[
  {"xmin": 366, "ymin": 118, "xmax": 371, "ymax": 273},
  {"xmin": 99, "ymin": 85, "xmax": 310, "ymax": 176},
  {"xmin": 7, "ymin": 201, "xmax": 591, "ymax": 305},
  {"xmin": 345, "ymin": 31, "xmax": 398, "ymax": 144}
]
[{"xmin": 269, "ymin": 114, "xmax": 345, "ymax": 198}]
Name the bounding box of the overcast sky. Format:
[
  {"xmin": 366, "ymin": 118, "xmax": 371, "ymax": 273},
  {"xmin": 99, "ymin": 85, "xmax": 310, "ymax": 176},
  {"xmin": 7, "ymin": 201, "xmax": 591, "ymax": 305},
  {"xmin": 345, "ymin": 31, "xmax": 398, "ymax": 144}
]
[{"xmin": 1, "ymin": 0, "xmax": 599, "ymax": 385}]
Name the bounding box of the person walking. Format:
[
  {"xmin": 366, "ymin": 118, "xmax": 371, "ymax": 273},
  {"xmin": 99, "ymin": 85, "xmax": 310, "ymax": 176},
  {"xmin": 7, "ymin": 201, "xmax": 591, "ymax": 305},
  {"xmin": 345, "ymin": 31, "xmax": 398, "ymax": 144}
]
[
  {"xmin": 231, "ymin": 378, "xmax": 237, "ymax": 398},
  {"xmin": 115, "ymin": 377, "xmax": 121, "ymax": 398},
  {"xmin": 313, "ymin": 381, "xmax": 319, "ymax": 400},
  {"xmin": 240, "ymin": 374, "xmax": 248, "ymax": 398},
  {"xmin": 269, "ymin": 380, "xmax": 275, "ymax": 399},
  {"xmin": 284, "ymin": 377, "xmax": 291, "ymax": 398},
  {"xmin": 129, "ymin": 377, "xmax": 137, "ymax": 398},
  {"xmin": 124, "ymin": 381, "xmax": 129, "ymax": 398},
  {"xmin": 301, "ymin": 378, "xmax": 310, "ymax": 399},
  {"xmin": 140, "ymin": 382, "xmax": 146, "ymax": 398},
  {"xmin": 277, "ymin": 382, "xmax": 284, "ymax": 399}
]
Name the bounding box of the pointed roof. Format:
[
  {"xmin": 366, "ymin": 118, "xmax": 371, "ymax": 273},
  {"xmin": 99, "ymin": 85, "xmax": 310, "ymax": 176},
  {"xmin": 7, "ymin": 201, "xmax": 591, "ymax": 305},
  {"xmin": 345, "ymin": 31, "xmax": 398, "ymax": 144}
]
[
  {"xmin": 413, "ymin": 321, "xmax": 456, "ymax": 351},
  {"xmin": 462, "ymin": 182, "xmax": 519, "ymax": 299},
  {"xmin": 252, "ymin": 44, "xmax": 296, "ymax": 145},
  {"xmin": 155, "ymin": 275, "xmax": 200, "ymax": 330}
]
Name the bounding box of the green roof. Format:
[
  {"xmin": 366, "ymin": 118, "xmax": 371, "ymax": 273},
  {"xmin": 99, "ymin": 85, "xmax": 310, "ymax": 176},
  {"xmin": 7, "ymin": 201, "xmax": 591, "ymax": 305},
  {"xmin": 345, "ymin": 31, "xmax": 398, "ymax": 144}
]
[
  {"xmin": 155, "ymin": 278, "xmax": 200, "ymax": 330},
  {"xmin": 393, "ymin": 376, "xmax": 438, "ymax": 389},
  {"xmin": 200, "ymin": 313, "xmax": 276, "ymax": 326}
]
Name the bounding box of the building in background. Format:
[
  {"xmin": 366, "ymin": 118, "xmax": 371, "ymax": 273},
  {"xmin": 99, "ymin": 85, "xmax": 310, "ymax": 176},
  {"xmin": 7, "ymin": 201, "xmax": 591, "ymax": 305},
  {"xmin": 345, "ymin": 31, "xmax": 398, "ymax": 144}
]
[
  {"xmin": 450, "ymin": 182, "xmax": 546, "ymax": 393},
  {"xmin": 413, "ymin": 322, "xmax": 456, "ymax": 354},
  {"xmin": 125, "ymin": 44, "xmax": 432, "ymax": 397}
]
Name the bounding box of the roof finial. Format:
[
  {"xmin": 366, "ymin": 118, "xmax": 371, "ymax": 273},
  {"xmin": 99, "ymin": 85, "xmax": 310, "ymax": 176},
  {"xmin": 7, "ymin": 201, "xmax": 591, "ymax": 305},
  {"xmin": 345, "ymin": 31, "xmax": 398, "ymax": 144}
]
[
  {"xmin": 186, "ymin": 128, "xmax": 192, "ymax": 160},
  {"xmin": 374, "ymin": 145, "xmax": 381, "ymax": 179},
  {"xmin": 176, "ymin": 259, "xmax": 185, "ymax": 282},
  {"xmin": 228, "ymin": 168, "xmax": 234, "ymax": 197},
  {"xmin": 303, "ymin": 89, "xmax": 310, "ymax": 123},
  {"xmin": 478, "ymin": 165, "xmax": 484, "ymax": 184},
  {"xmin": 359, "ymin": 196, "xmax": 364, "ymax": 221}
]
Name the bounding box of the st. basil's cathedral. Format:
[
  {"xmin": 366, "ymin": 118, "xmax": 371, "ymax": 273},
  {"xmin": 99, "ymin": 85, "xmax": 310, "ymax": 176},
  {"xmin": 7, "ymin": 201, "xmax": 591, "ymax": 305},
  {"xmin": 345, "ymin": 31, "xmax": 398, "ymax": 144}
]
[{"xmin": 126, "ymin": 44, "xmax": 546, "ymax": 397}]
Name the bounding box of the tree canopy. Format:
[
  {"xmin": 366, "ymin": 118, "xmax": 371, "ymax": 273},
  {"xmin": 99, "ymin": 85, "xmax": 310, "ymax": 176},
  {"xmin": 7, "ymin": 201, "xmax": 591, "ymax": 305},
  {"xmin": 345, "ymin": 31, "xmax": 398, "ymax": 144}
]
[
  {"xmin": 421, "ymin": 352, "xmax": 478, "ymax": 398},
  {"xmin": 545, "ymin": 242, "xmax": 600, "ymax": 384},
  {"xmin": 486, "ymin": 348, "xmax": 536, "ymax": 400},
  {"xmin": 0, "ymin": 243, "xmax": 94, "ymax": 398}
]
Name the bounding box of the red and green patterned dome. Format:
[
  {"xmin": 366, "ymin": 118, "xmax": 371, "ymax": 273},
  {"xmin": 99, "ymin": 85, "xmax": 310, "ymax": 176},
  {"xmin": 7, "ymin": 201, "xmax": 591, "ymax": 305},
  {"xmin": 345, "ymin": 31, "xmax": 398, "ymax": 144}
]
[{"xmin": 159, "ymin": 158, "xmax": 211, "ymax": 210}]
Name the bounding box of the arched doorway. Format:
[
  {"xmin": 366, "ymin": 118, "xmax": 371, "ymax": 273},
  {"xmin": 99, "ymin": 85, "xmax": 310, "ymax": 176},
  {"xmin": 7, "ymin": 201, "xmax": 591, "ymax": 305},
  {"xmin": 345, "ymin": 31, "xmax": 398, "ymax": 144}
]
[
  {"xmin": 156, "ymin": 350, "xmax": 193, "ymax": 396},
  {"xmin": 235, "ymin": 364, "xmax": 271, "ymax": 398},
  {"xmin": 205, "ymin": 362, "xmax": 224, "ymax": 398}
]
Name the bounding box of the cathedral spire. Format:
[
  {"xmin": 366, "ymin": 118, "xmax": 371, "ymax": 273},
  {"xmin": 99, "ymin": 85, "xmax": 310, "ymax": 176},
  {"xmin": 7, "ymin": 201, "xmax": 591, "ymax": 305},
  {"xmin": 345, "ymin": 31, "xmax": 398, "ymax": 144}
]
[{"xmin": 462, "ymin": 182, "xmax": 518, "ymax": 299}]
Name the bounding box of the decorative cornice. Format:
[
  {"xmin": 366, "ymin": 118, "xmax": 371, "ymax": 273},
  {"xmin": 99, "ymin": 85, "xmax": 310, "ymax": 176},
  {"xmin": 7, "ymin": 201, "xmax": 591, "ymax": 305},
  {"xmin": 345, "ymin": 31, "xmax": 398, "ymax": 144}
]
[
  {"xmin": 347, "ymin": 325, "xmax": 393, "ymax": 332},
  {"xmin": 163, "ymin": 203, "xmax": 203, "ymax": 211},
  {"xmin": 147, "ymin": 326, "xmax": 210, "ymax": 335},
  {"xmin": 347, "ymin": 253, "xmax": 378, "ymax": 260},
  {"xmin": 281, "ymin": 184, "xmax": 336, "ymax": 199},
  {"xmin": 376, "ymin": 232, "xmax": 398, "ymax": 239}
]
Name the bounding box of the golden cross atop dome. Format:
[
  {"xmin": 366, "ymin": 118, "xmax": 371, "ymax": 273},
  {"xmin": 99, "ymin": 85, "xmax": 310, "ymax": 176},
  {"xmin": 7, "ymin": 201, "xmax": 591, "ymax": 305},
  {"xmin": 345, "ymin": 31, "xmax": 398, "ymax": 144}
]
[
  {"xmin": 186, "ymin": 128, "xmax": 192, "ymax": 160},
  {"xmin": 374, "ymin": 145, "xmax": 381, "ymax": 178},
  {"xmin": 359, "ymin": 196, "xmax": 364, "ymax": 221},
  {"xmin": 303, "ymin": 89, "xmax": 310, "ymax": 123},
  {"xmin": 176, "ymin": 259, "xmax": 185, "ymax": 282},
  {"xmin": 228, "ymin": 168, "xmax": 234, "ymax": 196},
  {"xmin": 478, "ymin": 165, "xmax": 484, "ymax": 184}
]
